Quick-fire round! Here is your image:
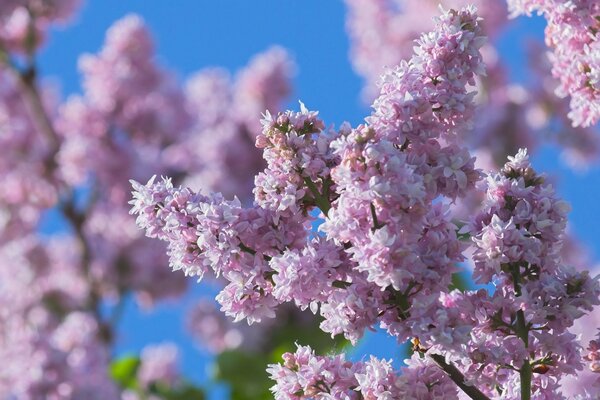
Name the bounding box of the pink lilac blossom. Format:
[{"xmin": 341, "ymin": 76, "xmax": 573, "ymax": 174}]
[
  {"xmin": 254, "ymin": 103, "xmax": 331, "ymax": 217},
  {"xmin": 120, "ymin": 342, "xmax": 187, "ymax": 400},
  {"xmin": 344, "ymin": 0, "xmax": 507, "ymax": 101},
  {"xmin": 133, "ymin": 7, "xmax": 487, "ymax": 396},
  {"xmin": 55, "ymin": 14, "xmax": 294, "ymax": 312},
  {"xmin": 131, "ymin": 6, "xmax": 600, "ymax": 398},
  {"xmin": 529, "ymin": 44, "xmax": 600, "ymax": 169},
  {"xmin": 54, "ymin": 14, "xmax": 192, "ymax": 306},
  {"xmin": 130, "ymin": 175, "xmax": 308, "ymax": 324},
  {"xmin": 508, "ymin": 0, "xmax": 600, "ymax": 127},
  {"xmin": 583, "ymin": 331, "xmax": 600, "ymax": 387},
  {"xmin": 318, "ymin": 7, "xmax": 483, "ymax": 345},
  {"xmin": 0, "ymin": 67, "xmax": 59, "ymax": 239},
  {"xmin": 137, "ymin": 343, "xmax": 180, "ymax": 388},
  {"xmin": 0, "ymin": 0, "xmax": 81, "ymax": 53},
  {"xmin": 561, "ymin": 263, "xmax": 600, "ymax": 397},
  {"xmin": 267, "ymin": 345, "xmax": 457, "ymax": 400},
  {"xmin": 186, "ymin": 299, "xmax": 245, "ymax": 353},
  {"xmin": 461, "ymin": 149, "xmax": 600, "ymax": 397},
  {"xmin": 186, "ymin": 298, "xmax": 332, "ymax": 355},
  {"xmin": 267, "ymin": 344, "xmax": 362, "ymax": 399},
  {"xmin": 367, "ymin": 6, "xmax": 486, "ymax": 141},
  {"xmin": 0, "ymin": 239, "xmax": 118, "ymax": 399}
]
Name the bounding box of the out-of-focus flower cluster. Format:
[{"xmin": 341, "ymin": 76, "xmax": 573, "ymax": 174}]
[
  {"xmin": 0, "ymin": 0, "xmax": 80, "ymax": 53},
  {"xmin": 508, "ymin": 0, "xmax": 600, "ymax": 128},
  {"xmin": 0, "ymin": 2, "xmax": 295, "ymax": 397}
]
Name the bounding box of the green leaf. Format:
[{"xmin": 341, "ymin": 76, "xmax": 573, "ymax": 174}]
[
  {"xmin": 109, "ymin": 355, "xmax": 140, "ymax": 389},
  {"xmin": 148, "ymin": 380, "xmax": 205, "ymax": 400},
  {"xmin": 163, "ymin": 385, "xmax": 205, "ymax": 400},
  {"xmin": 213, "ymin": 311, "xmax": 348, "ymax": 400},
  {"xmin": 215, "ymin": 350, "xmax": 272, "ymax": 400}
]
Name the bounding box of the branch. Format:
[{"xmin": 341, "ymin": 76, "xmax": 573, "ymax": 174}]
[
  {"xmin": 1, "ymin": 53, "xmax": 62, "ymax": 175},
  {"xmin": 429, "ymin": 353, "xmax": 491, "ymax": 400},
  {"xmin": 15, "ymin": 65, "xmax": 61, "ymax": 155},
  {"xmin": 62, "ymin": 197, "xmax": 109, "ymax": 342},
  {"xmin": 1, "ymin": 46, "xmax": 114, "ymax": 345}
]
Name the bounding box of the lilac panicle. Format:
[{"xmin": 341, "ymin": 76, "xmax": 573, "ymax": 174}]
[{"xmin": 508, "ymin": 0, "xmax": 600, "ymax": 127}]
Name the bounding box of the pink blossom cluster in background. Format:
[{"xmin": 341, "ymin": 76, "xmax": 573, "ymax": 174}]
[
  {"xmin": 131, "ymin": 7, "xmax": 600, "ymax": 398},
  {"xmin": 508, "ymin": 0, "xmax": 600, "ymax": 128},
  {"xmin": 0, "ymin": 0, "xmax": 80, "ymax": 52},
  {"xmin": 0, "ymin": 0, "xmax": 295, "ymax": 397}
]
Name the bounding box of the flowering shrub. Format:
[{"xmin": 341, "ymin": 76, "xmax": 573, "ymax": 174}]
[
  {"xmin": 1, "ymin": 1, "xmax": 600, "ymax": 399},
  {"xmin": 132, "ymin": 6, "xmax": 600, "ymax": 400}
]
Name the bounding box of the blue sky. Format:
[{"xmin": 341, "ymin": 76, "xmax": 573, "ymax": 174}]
[{"xmin": 38, "ymin": 1, "xmax": 600, "ymax": 397}]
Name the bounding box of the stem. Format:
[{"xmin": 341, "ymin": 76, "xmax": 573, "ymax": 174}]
[
  {"xmin": 238, "ymin": 241, "xmax": 256, "ymax": 256},
  {"xmin": 369, "ymin": 202, "xmax": 384, "ymax": 231},
  {"xmin": 515, "ymin": 309, "xmax": 531, "ymax": 400},
  {"xmin": 509, "ymin": 263, "xmax": 522, "ymax": 297},
  {"xmin": 303, "ymin": 177, "xmax": 331, "ymax": 214},
  {"xmin": 429, "ymin": 353, "xmax": 491, "ymax": 400},
  {"xmin": 238, "ymin": 240, "xmax": 272, "ymax": 261},
  {"xmin": 63, "ymin": 198, "xmax": 108, "ymax": 342},
  {"xmin": 515, "ymin": 309, "xmax": 529, "ymax": 347},
  {"xmin": 9, "ymin": 62, "xmax": 61, "ymax": 156},
  {"xmin": 2, "ymin": 48, "xmax": 113, "ymax": 344},
  {"xmin": 520, "ymin": 360, "xmax": 532, "ymax": 400},
  {"xmin": 511, "ymin": 264, "xmax": 532, "ymax": 400}
]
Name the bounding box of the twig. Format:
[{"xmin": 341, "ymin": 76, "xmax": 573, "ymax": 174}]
[{"xmin": 429, "ymin": 353, "xmax": 491, "ymax": 400}]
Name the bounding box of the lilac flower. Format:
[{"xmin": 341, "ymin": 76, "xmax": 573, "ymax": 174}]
[{"xmin": 508, "ymin": 0, "xmax": 600, "ymax": 127}]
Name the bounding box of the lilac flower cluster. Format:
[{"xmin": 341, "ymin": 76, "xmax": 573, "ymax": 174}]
[
  {"xmin": 0, "ymin": 238, "xmax": 118, "ymax": 399},
  {"xmin": 131, "ymin": 6, "xmax": 600, "ymax": 399},
  {"xmin": 267, "ymin": 345, "xmax": 457, "ymax": 400},
  {"xmin": 0, "ymin": 0, "xmax": 80, "ymax": 53},
  {"xmin": 169, "ymin": 46, "xmax": 293, "ymax": 200},
  {"xmin": 186, "ymin": 299, "xmax": 245, "ymax": 352},
  {"xmin": 508, "ymin": 0, "xmax": 599, "ymax": 128},
  {"xmin": 344, "ymin": 0, "xmax": 507, "ymax": 101},
  {"xmin": 55, "ymin": 13, "xmax": 294, "ymax": 307},
  {"xmin": 121, "ymin": 342, "xmax": 190, "ymax": 400},
  {"xmin": 460, "ymin": 149, "xmax": 600, "ymax": 396},
  {"xmin": 132, "ymin": 6, "xmax": 484, "ymax": 346},
  {"xmin": 583, "ymin": 331, "xmax": 600, "ymax": 390},
  {"xmin": 56, "ymin": 14, "xmax": 192, "ymax": 307},
  {"xmin": 254, "ymin": 103, "xmax": 331, "ymax": 216},
  {"xmin": 319, "ymin": 6, "xmax": 482, "ymax": 346},
  {"xmin": 131, "ymin": 175, "xmax": 308, "ymax": 324}
]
